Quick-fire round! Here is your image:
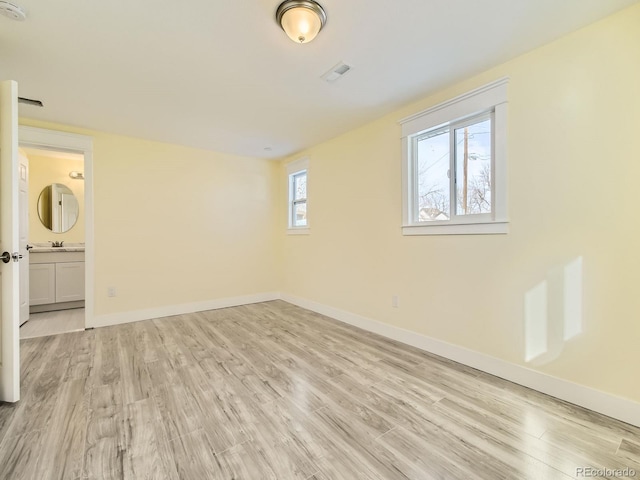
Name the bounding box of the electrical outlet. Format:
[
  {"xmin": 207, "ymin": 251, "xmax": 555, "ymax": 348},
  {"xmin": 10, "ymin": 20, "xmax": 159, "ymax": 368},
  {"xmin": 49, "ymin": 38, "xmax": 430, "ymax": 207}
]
[
  {"xmin": 107, "ymin": 287, "xmax": 116, "ymax": 297},
  {"xmin": 392, "ymin": 295, "xmax": 399, "ymax": 308}
]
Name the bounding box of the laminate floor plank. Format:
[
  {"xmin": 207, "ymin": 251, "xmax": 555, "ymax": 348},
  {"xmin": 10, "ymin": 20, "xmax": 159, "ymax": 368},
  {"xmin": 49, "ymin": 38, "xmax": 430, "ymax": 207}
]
[
  {"xmin": 0, "ymin": 300, "xmax": 639, "ymax": 480},
  {"xmin": 277, "ymin": 360, "xmax": 395, "ymax": 438},
  {"xmin": 400, "ymin": 363, "xmax": 550, "ymax": 438},
  {"xmin": 476, "ymin": 371, "xmax": 640, "ymax": 441},
  {"xmin": 0, "ymin": 336, "xmax": 55, "ymax": 444},
  {"xmin": 618, "ymin": 439, "xmax": 640, "ymax": 463},
  {"xmin": 308, "ymin": 408, "xmax": 423, "ymax": 480},
  {"xmin": 0, "ymin": 429, "xmax": 44, "ymax": 480},
  {"xmin": 429, "ymin": 397, "xmax": 584, "ymax": 479},
  {"xmin": 174, "ymin": 364, "xmax": 250, "ymax": 454},
  {"xmin": 218, "ymin": 359, "xmax": 284, "ymax": 405},
  {"xmin": 90, "ymin": 327, "xmax": 122, "ymax": 388},
  {"xmin": 252, "ymin": 398, "xmax": 327, "ymax": 463},
  {"xmin": 3, "ymin": 335, "xmax": 73, "ymax": 440},
  {"xmin": 19, "ymin": 335, "xmax": 51, "ymax": 379},
  {"xmin": 213, "ymin": 323, "xmax": 327, "ymax": 414},
  {"xmin": 84, "ymin": 383, "xmax": 125, "ymax": 480},
  {"xmin": 151, "ymin": 381, "xmax": 205, "ymax": 442},
  {"xmin": 540, "ymin": 425, "xmax": 640, "ymax": 474},
  {"xmin": 145, "ymin": 357, "xmax": 182, "ymax": 389},
  {"xmin": 0, "ymin": 402, "xmax": 19, "ymax": 445},
  {"xmin": 307, "ymin": 472, "xmax": 330, "ymax": 480},
  {"xmin": 64, "ymin": 330, "xmax": 96, "ymax": 381},
  {"xmin": 213, "ymin": 439, "xmax": 310, "ymax": 480},
  {"xmin": 167, "ymin": 429, "xmax": 225, "ymax": 480},
  {"xmin": 165, "ymin": 314, "xmax": 219, "ymax": 364},
  {"xmin": 233, "ymin": 318, "xmax": 345, "ymax": 379},
  {"xmin": 121, "ymin": 398, "xmax": 179, "ymax": 480},
  {"xmin": 117, "ymin": 325, "xmax": 153, "ymax": 404},
  {"xmin": 34, "ymin": 377, "xmax": 90, "ymax": 480},
  {"xmin": 376, "ymin": 426, "xmax": 481, "ymax": 480}
]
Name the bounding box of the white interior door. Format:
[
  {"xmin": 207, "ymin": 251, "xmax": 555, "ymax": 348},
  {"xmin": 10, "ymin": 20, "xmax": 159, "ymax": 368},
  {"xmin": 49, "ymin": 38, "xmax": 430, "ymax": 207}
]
[
  {"xmin": 61, "ymin": 192, "xmax": 77, "ymax": 232},
  {"xmin": 52, "ymin": 183, "xmax": 61, "ymax": 232},
  {"xmin": 0, "ymin": 80, "xmax": 20, "ymax": 402},
  {"xmin": 18, "ymin": 151, "xmax": 28, "ymax": 325}
]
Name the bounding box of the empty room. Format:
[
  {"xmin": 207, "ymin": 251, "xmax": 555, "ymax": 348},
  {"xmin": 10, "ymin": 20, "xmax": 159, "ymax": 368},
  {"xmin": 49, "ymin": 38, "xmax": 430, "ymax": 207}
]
[{"xmin": 0, "ymin": 0, "xmax": 639, "ymax": 479}]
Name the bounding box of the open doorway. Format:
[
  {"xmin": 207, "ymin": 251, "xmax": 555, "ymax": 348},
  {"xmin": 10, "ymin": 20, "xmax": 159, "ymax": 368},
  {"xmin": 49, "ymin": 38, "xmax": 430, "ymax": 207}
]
[
  {"xmin": 19, "ymin": 147, "xmax": 85, "ymax": 338},
  {"xmin": 17, "ymin": 126, "xmax": 94, "ymax": 338}
]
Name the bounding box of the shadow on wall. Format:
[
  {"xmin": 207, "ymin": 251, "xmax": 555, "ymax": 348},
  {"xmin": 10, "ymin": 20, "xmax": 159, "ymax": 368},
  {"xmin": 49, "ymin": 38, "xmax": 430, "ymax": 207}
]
[{"xmin": 524, "ymin": 257, "xmax": 583, "ymax": 365}]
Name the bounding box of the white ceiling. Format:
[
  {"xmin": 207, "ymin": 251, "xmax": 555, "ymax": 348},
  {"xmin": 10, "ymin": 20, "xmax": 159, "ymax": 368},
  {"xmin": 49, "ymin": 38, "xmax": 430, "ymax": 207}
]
[{"xmin": 2, "ymin": 0, "xmax": 637, "ymax": 159}]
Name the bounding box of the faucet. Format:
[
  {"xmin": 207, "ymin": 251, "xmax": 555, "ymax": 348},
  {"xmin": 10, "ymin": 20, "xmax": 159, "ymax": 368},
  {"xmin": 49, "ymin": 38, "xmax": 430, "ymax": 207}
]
[{"xmin": 50, "ymin": 240, "xmax": 64, "ymax": 248}]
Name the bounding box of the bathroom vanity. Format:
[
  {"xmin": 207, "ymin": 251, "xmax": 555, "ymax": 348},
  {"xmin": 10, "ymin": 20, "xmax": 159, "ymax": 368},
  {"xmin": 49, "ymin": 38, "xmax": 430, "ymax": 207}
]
[{"xmin": 29, "ymin": 245, "xmax": 85, "ymax": 313}]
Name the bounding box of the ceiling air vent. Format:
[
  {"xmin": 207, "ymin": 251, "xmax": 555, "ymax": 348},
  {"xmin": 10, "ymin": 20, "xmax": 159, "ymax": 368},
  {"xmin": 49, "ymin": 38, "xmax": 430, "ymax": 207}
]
[
  {"xmin": 18, "ymin": 97, "xmax": 43, "ymax": 107},
  {"xmin": 321, "ymin": 62, "xmax": 352, "ymax": 83}
]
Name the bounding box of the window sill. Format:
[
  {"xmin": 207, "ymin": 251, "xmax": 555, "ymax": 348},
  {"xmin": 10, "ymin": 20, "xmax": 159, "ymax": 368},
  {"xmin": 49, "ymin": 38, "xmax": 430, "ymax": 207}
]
[
  {"xmin": 287, "ymin": 228, "xmax": 310, "ymax": 235},
  {"xmin": 402, "ymin": 221, "xmax": 508, "ymax": 236}
]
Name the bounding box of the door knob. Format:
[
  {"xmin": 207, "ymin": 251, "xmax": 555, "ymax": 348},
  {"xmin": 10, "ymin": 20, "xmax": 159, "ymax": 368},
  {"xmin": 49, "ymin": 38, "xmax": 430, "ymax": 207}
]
[{"xmin": 1, "ymin": 252, "xmax": 21, "ymax": 263}]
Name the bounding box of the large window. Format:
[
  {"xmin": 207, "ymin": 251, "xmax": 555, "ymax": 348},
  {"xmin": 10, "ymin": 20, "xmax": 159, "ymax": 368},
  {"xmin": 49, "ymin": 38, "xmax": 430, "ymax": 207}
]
[
  {"xmin": 287, "ymin": 158, "xmax": 309, "ymax": 233},
  {"xmin": 401, "ymin": 78, "xmax": 508, "ymax": 235},
  {"xmin": 415, "ymin": 113, "xmax": 492, "ymax": 222}
]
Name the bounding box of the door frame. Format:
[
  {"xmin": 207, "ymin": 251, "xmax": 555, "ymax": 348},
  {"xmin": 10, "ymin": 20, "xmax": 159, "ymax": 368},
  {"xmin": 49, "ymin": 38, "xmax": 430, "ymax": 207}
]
[{"xmin": 18, "ymin": 126, "xmax": 94, "ymax": 328}]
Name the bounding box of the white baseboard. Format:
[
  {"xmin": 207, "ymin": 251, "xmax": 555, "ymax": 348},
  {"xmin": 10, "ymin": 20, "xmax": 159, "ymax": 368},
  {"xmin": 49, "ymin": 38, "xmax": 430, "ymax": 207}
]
[
  {"xmin": 280, "ymin": 293, "xmax": 640, "ymax": 428},
  {"xmin": 89, "ymin": 292, "xmax": 280, "ymax": 329}
]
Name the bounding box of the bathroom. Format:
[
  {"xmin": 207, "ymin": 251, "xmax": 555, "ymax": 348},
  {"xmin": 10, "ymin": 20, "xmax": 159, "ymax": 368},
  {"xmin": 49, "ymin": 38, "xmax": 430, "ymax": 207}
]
[{"xmin": 19, "ymin": 147, "xmax": 85, "ymax": 338}]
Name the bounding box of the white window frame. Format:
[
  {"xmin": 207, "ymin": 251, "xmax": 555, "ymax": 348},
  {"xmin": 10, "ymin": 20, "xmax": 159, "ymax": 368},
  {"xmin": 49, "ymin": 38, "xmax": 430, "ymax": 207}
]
[
  {"xmin": 286, "ymin": 157, "xmax": 310, "ymax": 234},
  {"xmin": 400, "ymin": 78, "xmax": 509, "ymax": 235}
]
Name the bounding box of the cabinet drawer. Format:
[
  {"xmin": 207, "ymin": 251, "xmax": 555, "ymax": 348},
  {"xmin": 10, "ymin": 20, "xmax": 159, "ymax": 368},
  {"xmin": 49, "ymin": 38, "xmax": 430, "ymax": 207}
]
[{"xmin": 30, "ymin": 251, "xmax": 84, "ymax": 264}]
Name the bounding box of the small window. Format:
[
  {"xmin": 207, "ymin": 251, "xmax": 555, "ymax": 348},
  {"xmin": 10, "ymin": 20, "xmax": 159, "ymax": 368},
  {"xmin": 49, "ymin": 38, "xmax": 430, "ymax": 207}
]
[
  {"xmin": 286, "ymin": 158, "xmax": 310, "ymax": 233},
  {"xmin": 291, "ymin": 171, "xmax": 307, "ymax": 227},
  {"xmin": 401, "ymin": 78, "xmax": 508, "ymax": 235}
]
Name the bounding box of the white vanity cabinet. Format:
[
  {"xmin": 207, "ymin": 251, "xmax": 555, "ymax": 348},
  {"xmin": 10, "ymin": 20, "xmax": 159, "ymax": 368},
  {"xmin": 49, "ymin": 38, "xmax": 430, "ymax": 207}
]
[
  {"xmin": 55, "ymin": 262, "xmax": 85, "ymax": 302},
  {"xmin": 29, "ymin": 263, "xmax": 56, "ymax": 305},
  {"xmin": 29, "ymin": 250, "xmax": 85, "ymax": 311}
]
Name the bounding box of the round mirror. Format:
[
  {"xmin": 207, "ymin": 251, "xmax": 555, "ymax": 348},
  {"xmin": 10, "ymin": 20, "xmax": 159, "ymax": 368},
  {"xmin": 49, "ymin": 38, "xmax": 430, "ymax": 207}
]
[{"xmin": 37, "ymin": 183, "xmax": 80, "ymax": 233}]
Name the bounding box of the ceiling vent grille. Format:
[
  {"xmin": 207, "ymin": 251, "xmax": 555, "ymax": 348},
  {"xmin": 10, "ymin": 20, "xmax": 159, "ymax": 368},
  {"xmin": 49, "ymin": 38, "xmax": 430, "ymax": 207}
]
[{"xmin": 321, "ymin": 62, "xmax": 352, "ymax": 83}]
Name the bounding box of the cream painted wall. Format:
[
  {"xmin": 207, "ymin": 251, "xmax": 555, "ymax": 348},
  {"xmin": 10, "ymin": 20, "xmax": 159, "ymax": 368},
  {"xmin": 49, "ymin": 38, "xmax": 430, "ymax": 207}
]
[
  {"xmin": 280, "ymin": 4, "xmax": 640, "ymax": 403},
  {"xmin": 28, "ymin": 154, "xmax": 85, "ymax": 243},
  {"xmin": 20, "ymin": 119, "xmax": 281, "ymax": 317}
]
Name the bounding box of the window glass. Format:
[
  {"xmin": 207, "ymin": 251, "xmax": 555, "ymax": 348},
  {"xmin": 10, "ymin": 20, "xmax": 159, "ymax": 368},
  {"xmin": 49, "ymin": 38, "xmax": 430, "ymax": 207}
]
[
  {"xmin": 416, "ymin": 128, "xmax": 450, "ymax": 222},
  {"xmin": 455, "ymin": 118, "xmax": 492, "ymax": 216},
  {"xmin": 294, "ymin": 203, "xmax": 307, "ymax": 227},
  {"xmin": 294, "ymin": 172, "xmax": 307, "ymax": 201}
]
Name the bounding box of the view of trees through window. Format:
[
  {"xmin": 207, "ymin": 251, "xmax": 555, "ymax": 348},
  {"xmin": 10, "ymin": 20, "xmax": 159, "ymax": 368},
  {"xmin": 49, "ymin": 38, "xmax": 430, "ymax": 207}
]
[
  {"xmin": 292, "ymin": 171, "xmax": 307, "ymax": 227},
  {"xmin": 416, "ymin": 117, "xmax": 491, "ymax": 221}
]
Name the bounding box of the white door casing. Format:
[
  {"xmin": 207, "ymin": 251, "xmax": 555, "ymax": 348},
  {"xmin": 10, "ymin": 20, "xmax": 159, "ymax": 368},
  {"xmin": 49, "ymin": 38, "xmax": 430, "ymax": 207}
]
[
  {"xmin": 18, "ymin": 126, "xmax": 94, "ymax": 329},
  {"xmin": 0, "ymin": 80, "xmax": 21, "ymax": 402}
]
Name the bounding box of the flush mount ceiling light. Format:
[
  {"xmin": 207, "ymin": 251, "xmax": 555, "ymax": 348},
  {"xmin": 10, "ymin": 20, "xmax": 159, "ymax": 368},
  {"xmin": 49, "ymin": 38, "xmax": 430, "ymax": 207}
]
[{"xmin": 276, "ymin": 0, "xmax": 327, "ymax": 44}]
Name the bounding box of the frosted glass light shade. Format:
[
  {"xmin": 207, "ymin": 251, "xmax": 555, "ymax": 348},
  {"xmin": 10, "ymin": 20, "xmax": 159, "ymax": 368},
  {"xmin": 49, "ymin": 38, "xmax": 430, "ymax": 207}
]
[
  {"xmin": 276, "ymin": 1, "xmax": 327, "ymax": 44},
  {"xmin": 281, "ymin": 7, "xmax": 321, "ymax": 43}
]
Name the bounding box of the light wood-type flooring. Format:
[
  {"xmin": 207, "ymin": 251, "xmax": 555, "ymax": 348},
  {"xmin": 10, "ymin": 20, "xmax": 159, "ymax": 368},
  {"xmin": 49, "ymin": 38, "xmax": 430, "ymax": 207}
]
[
  {"xmin": 1, "ymin": 300, "xmax": 639, "ymax": 479},
  {"xmin": 20, "ymin": 308, "xmax": 85, "ymax": 340}
]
